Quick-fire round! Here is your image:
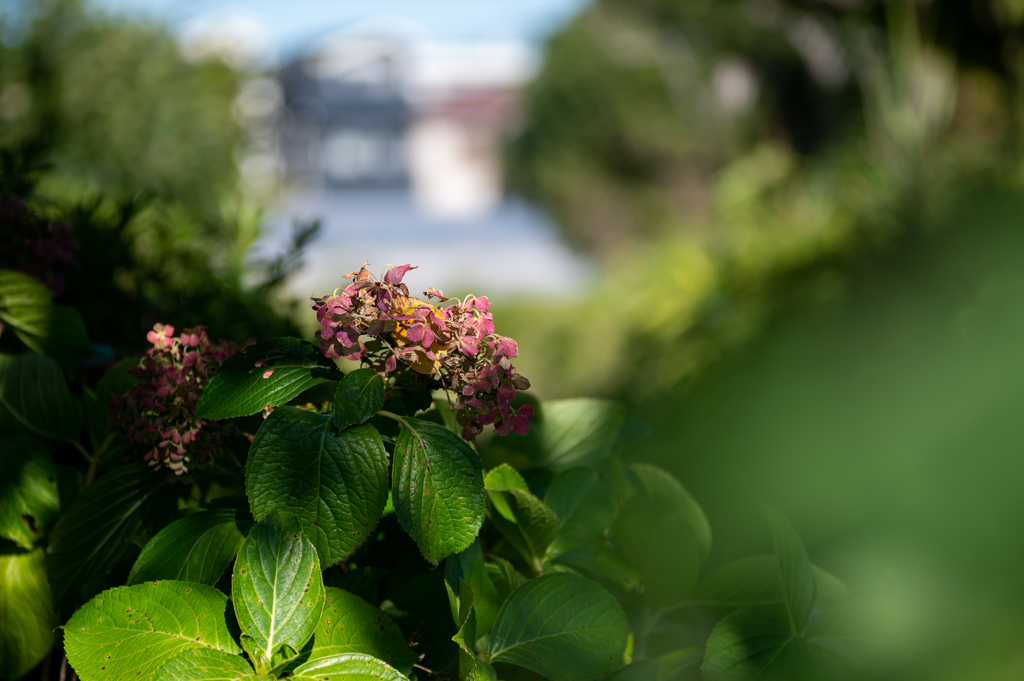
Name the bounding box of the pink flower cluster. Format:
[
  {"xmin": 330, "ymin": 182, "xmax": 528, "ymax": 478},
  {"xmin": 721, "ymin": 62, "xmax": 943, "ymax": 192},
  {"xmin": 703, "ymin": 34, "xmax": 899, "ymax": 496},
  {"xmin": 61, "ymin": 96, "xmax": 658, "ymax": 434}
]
[
  {"xmin": 110, "ymin": 324, "xmax": 251, "ymax": 475},
  {"xmin": 312, "ymin": 262, "xmax": 533, "ymax": 442},
  {"xmin": 0, "ymin": 198, "xmax": 78, "ymax": 295}
]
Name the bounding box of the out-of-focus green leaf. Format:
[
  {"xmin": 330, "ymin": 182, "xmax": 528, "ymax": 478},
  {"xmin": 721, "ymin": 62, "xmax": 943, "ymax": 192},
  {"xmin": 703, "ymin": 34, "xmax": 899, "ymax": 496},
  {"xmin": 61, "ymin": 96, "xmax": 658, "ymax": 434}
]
[
  {"xmin": 605, "ymin": 660, "xmax": 660, "ymax": 681},
  {"xmin": 391, "ymin": 417, "xmax": 485, "ymax": 564},
  {"xmin": 332, "ymin": 368, "xmax": 384, "ymax": 431},
  {"xmin": 155, "ymin": 648, "xmax": 259, "ymax": 681},
  {"xmin": 196, "ymin": 338, "xmax": 341, "ymax": 420},
  {"xmin": 127, "ymin": 508, "xmax": 251, "ymax": 586},
  {"xmin": 612, "ymin": 464, "xmax": 711, "ymax": 608},
  {"xmin": 655, "ymin": 647, "xmax": 703, "ymax": 680},
  {"xmin": 0, "ymin": 270, "xmax": 91, "ymax": 373},
  {"xmin": 702, "ymin": 608, "xmax": 797, "ymax": 681},
  {"xmin": 0, "ymin": 432, "xmax": 59, "ymax": 548},
  {"xmin": 64, "ymin": 581, "xmax": 241, "ymax": 681},
  {"xmin": 246, "ymin": 408, "xmax": 388, "ymax": 567},
  {"xmin": 306, "ymin": 587, "xmax": 416, "ymax": 675},
  {"xmin": 485, "ymin": 573, "xmax": 629, "ymax": 681},
  {"xmin": 551, "ymin": 537, "xmax": 639, "ymax": 589},
  {"xmin": 47, "ymin": 463, "xmax": 173, "ymax": 608},
  {"xmin": 545, "ymin": 466, "xmax": 615, "ymax": 555},
  {"xmin": 232, "ymin": 511, "xmax": 325, "ymax": 671},
  {"xmin": 765, "ymin": 508, "xmax": 816, "ymax": 632},
  {"xmin": 501, "ymin": 398, "xmax": 625, "ymax": 472},
  {"xmin": 0, "ymin": 352, "xmax": 83, "ymax": 444},
  {"xmin": 689, "ymin": 555, "xmax": 851, "ymax": 609},
  {"xmin": 0, "ymin": 548, "xmax": 58, "ymax": 680},
  {"xmin": 444, "ymin": 539, "xmax": 486, "ymax": 626}
]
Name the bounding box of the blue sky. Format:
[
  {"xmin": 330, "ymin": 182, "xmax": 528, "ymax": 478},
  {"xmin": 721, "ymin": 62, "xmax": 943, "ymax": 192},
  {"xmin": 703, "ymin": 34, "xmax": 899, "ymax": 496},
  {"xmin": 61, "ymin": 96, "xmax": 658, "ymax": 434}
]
[{"xmin": 88, "ymin": 0, "xmax": 591, "ymax": 58}]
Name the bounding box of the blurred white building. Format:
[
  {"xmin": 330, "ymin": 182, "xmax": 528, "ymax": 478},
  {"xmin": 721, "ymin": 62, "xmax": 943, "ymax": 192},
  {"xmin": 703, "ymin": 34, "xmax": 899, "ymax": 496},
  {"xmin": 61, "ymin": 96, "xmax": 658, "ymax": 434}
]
[
  {"xmin": 260, "ymin": 15, "xmax": 592, "ymax": 299},
  {"xmin": 279, "ymin": 20, "xmax": 536, "ymax": 220}
]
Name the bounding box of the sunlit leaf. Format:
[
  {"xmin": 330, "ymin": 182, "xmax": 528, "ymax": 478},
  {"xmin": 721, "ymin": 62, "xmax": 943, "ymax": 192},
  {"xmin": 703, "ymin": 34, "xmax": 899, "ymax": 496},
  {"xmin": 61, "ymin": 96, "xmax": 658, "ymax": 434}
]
[
  {"xmin": 290, "ymin": 653, "xmax": 407, "ymax": 681},
  {"xmin": 128, "ymin": 508, "xmax": 251, "ymax": 586},
  {"xmin": 247, "ymin": 408, "xmax": 388, "ymax": 567},
  {"xmin": 231, "ymin": 511, "xmax": 325, "ymax": 670},
  {"xmin": 391, "ymin": 417, "xmax": 485, "ymax": 564},
  {"xmin": 332, "ymin": 368, "xmax": 384, "ymax": 431},
  {"xmin": 196, "ymin": 338, "xmax": 341, "ymax": 420},
  {"xmin": 0, "ymin": 548, "xmax": 58, "ymax": 679},
  {"xmin": 306, "ymin": 587, "xmax": 416, "ymax": 675},
  {"xmin": 155, "ymin": 648, "xmax": 260, "ymax": 681},
  {"xmin": 0, "ymin": 432, "xmax": 59, "ymax": 548},
  {"xmin": 0, "ymin": 270, "xmax": 91, "ymax": 373},
  {"xmin": 64, "ymin": 581, "xmax": 241, "ymax": 681}
]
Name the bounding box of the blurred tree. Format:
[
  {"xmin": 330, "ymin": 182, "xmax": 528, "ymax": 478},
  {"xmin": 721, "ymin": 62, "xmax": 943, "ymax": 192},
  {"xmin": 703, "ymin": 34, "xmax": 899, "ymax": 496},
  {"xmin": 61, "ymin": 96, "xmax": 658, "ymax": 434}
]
[
  {"xmin": 0, "ymin": 0, "xmax": 313, "ymax": 353},
  {"xmin": 0, "ymin": 0, "xmax": 240, "ymax": 209},
  {"xmin": 504, "ymin": 0, "xmax": 1024, "ymax": 400}
]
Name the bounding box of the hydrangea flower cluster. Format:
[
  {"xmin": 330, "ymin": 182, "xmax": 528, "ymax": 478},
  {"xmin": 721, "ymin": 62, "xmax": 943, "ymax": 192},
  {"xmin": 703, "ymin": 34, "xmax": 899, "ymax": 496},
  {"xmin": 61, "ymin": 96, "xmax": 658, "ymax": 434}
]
[
  {"xmin": 312, "ymin": 262, "xmax": 533, "ymax": 442},
  {"xmin": 0, "ymin": 198, "xmax": 78, "ymax": 295},
  {"xmin": 110, "ymin": 324, "xmax": 252, "ymax": 475}
]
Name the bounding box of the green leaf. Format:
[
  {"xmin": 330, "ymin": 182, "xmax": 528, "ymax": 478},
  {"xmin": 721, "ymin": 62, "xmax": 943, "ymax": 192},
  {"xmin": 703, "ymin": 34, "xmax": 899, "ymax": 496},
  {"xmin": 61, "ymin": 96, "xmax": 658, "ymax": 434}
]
[
  {"xmin": 195, "ymin": 338, "xmax": 341, "ymax": 420},
  {"xmin": 0, "ymin": 270, "xmax": 91, "ymax": 373},
  {"xmin": 155, "ymin": 648, "xmax": 260, "ymax": 680},
  {"xmin": 485, "ymin": 573, "xmax": 629, "ymax": 681},
  {"xmin": 544, "ymin": 467, "xmax": 615, "ymax": 556},
  {"xmin": 604, "ymin": 660, "xmax": 659, "ymax": 681},
  {"xmin": 549, "ymin": 537, "xmax": 639, "ymax": 590},
  {"xmin": 483, "ymin": 464, "xmax": 527, "ymax": 522},
  {"xmin": 290, "ymin": 653, "xmax": 408, "ymax": 681},
  {"xmin": 611, "ymin": 464, "xmax": 711, "ymax": 608},
  {"xmin": 332, "ymin": 368, "xmax": 385, "ymax": 431},
  {"xmin": 486, "ymin": 485, "xmax": 559, "ymax": 573},
  {"xmin": 689, "ymin": 556, "xmax": 783, "ymax": 607},
  {"xmin": 391, "ymin": 417, "xmax": 485, "ymax": 564},
  {"xmin": 444, "ymin": 539, "xmax": 487, "ymax": 626},
  {"xmin": 701, "ymin": 608, "xmax": 798, "ymax": 681},
  {"xmin": 0, "ymin": 353, "xmax": 83, "ymax": 444},
  {"xmin": 48, "ymin": 463, "xmax": 173, "ymax": 608},
  {"xmin": 306, "ymin": 587, "xmax": 417, "ymax": 675},
  {"xmin": 765, "ymin": 508, "xmax": 816, "ymax": 632},
  {"xmin": 505, "ymin": 398, "xmax": 625, "ymax": 472},
  {"xmin": 232, "ymin": 511, "xmax": 326, "ymax": 671},
  {"xmin": 246, "ymin": 408, "xmax": 389, "ymax": 567},
  {"xmin": 128, "ymin": 508, "xmax": 251, "ymax": 586},
  {"xmin": 689, "ymin": 555, "xmax": 851, "ymax": 610},
  {"xmin": 63, "ymin": 581, "xmax": 242, "ymax": 681},
  {"xmin": 0, "ymin": 432, "xmax": 59, "ymax": 548},
  {"xmin": 0, "ymin": 548, "xmax": 58, "ymax": 680},
  {"xmin": 655, "ymin": 647, "xmax": 703, "ymax": 680}
]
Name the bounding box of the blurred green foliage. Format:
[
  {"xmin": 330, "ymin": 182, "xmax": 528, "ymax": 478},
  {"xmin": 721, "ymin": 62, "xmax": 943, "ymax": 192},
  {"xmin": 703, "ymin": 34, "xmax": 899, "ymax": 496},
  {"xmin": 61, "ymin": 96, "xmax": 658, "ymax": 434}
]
[
  {"xmin": 506, "ymin": 0, "xmax": 1024, "ymax": 401},
  {"xmin": 0, "ymin": 0, "xmax": 310, "ymax": 351},
  {"xmin": 0, "ymin": 0, "xmax": 240, "ymax": 208}
]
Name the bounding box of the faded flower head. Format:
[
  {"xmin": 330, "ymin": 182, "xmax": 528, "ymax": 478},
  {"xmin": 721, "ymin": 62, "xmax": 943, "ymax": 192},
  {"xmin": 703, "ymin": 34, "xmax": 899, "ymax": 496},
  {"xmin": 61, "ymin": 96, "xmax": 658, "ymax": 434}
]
[
  {"xmin": 110, "ymin": 324, "xmax": 252, "ymax": 475},
  {"xmin": 312, "ymin": 262, "xmax": 533, "ymax": 442}
]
